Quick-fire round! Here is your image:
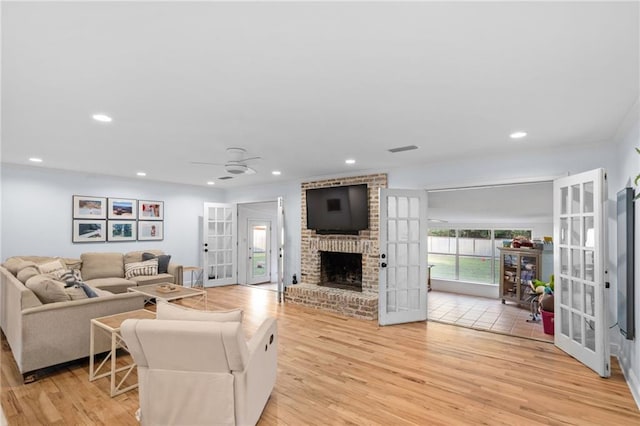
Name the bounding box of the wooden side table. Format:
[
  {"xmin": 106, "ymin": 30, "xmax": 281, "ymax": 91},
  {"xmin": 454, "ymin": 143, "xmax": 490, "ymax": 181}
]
[
  {"xmin": 183, "ymin": 266, "xmax": 204, "ymax": 288},
  {"xmin": 89, "ymin": 309, "xmax": 156, "ymax": 397}
]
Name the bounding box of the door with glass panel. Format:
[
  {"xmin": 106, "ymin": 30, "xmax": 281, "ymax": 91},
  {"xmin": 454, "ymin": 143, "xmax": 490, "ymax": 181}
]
[
  {"xmin": 248, "ymin": 220, "xmax": 271, "ymax": 285},
  {"xmin": 276, "ymin": 196, "xmax": 285, "ymax": 302},
  {"xmin": 379, "ymin": 189, "xmax": 428, "ymax": 325},
  {"xmin": 554, "ymin": 169, "xmax": 609, "ymax": 377},
  {"xmin": 203, "ymin": 203, "xmax": 237, "ymax": 287}
]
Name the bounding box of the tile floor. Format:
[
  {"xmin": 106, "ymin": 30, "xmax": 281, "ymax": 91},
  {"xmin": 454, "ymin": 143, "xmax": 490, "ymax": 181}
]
[{"xmin": 427, "ymin": 291, "xmax": 554, "ymax": 342}]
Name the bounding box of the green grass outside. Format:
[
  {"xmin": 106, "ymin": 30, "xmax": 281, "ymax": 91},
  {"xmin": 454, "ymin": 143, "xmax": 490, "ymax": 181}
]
[
  {"xmin": 252, "ymin": 252, "xmax": 267, "ymax": 277},
  {"xmin": 429, "ymin": 254, "xmax": 498, "ymax": 284}
]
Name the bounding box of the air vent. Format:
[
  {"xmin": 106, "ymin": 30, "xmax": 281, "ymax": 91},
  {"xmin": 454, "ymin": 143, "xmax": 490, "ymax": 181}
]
[
  {"xmin": 388, "ymin": 145, "xmax": 418, "ymax": 153},
  {"xmin": 218, "ymin": 176, "xmax": 234, "ymax": 180}
]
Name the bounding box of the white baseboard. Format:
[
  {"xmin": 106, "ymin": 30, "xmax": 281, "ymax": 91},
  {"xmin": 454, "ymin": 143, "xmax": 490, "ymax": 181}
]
[
  {"xmin": 616, "ymin": 352, "xmax": 640, "ymax": 410},
  {"xmin": 431, "ymin": 279, "xmax": 498, "ymax": 299}
]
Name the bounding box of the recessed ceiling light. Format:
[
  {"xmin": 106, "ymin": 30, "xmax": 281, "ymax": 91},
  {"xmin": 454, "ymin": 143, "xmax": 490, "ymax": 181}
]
[
  {"xmin": 29, "ymin": 157, "xmax": 43, "ymax": 163},
  {"xmin": 207, "ymin": 181, "xmax": 215, "ymax": 185},
  {"xmin": 272, "ymin": 171, "xmax": 281, "ymax": 176},
  {"xmin": 510, "ymin": 131, "xmax": 527, "ymax": 139},
  {"xmin": 136, "ymin": 172, "xmax": 146, "ymax": 177},
  {"xmin": 92, "ymin": 114, "xmax": 112, "ymax": 123},
  {"xmin": 345, "ymin": 159, "xmax": 356, "ymax": 165}
]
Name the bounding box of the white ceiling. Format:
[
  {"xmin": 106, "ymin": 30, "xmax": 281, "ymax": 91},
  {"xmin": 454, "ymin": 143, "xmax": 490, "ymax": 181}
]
[{"xmin": 2, "ymin": 1, "xmax": 638, "ymax": 188}]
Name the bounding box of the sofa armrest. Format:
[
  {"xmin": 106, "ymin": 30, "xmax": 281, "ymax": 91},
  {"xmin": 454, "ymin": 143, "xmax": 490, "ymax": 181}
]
[
  {"xmin": 19, "ymin": 292, "xmax": 147, "ymax": 374},
  {"xmin": 167, "ymin": 263, "xmax": 183, "ymax": 285},
  {"xmin": 234, "ymin": 317, "xmax": 278, "ymax": 426}
]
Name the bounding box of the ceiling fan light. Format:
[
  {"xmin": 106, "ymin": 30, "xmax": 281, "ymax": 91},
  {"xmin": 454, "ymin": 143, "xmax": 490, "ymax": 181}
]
[{"xmin": 225, "ymin": 164, "xmax": 248, "ymax": 174}]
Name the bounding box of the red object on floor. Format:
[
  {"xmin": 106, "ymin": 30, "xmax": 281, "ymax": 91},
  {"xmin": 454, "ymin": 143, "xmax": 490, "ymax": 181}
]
[{"xmin": 541, "ymin": 309, "xmax": 555, "ymax": 335}]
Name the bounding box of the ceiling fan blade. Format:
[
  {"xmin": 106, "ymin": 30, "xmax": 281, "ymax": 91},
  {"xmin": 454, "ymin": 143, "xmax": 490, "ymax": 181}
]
[
  {"xmin": 190, "ymin": 161, "xmax": 225, "ymax": 166},
  {"xmin": 245, "ymin": 167, "xmax": 256, "ymax": 175},
  {"xmin": 241, "ymin": 156, "xmax": 262, "ymax": 162}
]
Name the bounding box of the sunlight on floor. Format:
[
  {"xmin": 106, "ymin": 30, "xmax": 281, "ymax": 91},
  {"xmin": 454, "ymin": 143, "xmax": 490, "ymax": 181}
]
[{"xmin": 428, "ymin": 291, "xmax": 553, "ymax": 342}]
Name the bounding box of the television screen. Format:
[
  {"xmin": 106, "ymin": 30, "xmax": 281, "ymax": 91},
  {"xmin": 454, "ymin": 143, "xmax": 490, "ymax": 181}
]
[
  {"xmin": 617, "ymin": 187, "xmax": 635, "ymax": 340},
  {"xmin": 306, "ymin": 184, "xmax": 368, "ymax": 234}
]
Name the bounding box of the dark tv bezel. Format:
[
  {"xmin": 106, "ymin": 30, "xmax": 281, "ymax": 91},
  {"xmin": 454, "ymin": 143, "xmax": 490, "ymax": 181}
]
[{"xmin": 305, "ymin": 184, "xmax": 369, "ymax": 235}]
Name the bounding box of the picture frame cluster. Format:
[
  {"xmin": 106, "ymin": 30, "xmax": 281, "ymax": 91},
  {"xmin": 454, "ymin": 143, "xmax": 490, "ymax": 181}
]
[{"xmin": 72, "ymin": 195, "xmax": 164, "ymax": 243}]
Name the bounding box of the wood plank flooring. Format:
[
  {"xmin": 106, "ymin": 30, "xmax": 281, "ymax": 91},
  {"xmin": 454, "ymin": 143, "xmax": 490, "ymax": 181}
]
[{"xmin": 2, "ymin": 285, "xmax": 639, "ymax": 425}]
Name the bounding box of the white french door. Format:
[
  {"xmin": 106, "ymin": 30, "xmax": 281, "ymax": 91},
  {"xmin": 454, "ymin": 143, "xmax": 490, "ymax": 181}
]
[
  {"xmin": 379, "ymin": 189, "xmax": 428, "ymax": 326},
  {"xmin": 203, "ymin": 203, "xmax": 237, "ymax": 287},
  {"xmin": 553, "ymin": 169, "xmax": 609, "ymax": 377},
  {"xmin": 248, "ymin": 220, "xmax": 271, "ymax": 285}
]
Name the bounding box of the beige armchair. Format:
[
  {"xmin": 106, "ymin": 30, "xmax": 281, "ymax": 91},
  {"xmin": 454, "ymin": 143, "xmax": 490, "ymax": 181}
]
[{"xmin": 121, "ymin": 308, "xmax": 277, "ymax": 426}]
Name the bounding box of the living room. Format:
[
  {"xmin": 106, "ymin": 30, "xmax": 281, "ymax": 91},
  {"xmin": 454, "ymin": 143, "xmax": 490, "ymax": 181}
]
[{"xmin": 2, "ymin": 1, "xmax": 640, "ymax": 424}]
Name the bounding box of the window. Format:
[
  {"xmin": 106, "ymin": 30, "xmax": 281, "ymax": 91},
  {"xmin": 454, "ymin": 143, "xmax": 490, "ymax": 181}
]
[
  {"xmin": 427, "ymin": 229, "xmax": 456, "ymax": 280},
  {"xmin": 428, "ymin": 228, "xmax": 532, "ymax": 284}
]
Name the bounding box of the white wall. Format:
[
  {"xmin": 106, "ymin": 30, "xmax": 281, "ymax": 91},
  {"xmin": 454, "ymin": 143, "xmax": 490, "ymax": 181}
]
[
  {"xmin": 609, "ymin": 101, "xmax": 640, "ymax": 407},
  {"xmin": 1, "ymin": 164, "xmax": 224, "ymax": 268}
]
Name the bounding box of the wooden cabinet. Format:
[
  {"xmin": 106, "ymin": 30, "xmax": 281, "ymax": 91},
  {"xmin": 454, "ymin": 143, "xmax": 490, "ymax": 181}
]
[{"xmin": 498, "ymin": 248, "xmax": 542, "ymax": 306}]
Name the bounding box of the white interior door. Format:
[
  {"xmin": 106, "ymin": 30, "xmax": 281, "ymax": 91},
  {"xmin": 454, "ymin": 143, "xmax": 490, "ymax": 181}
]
[
  {"xmin": 553, "ymin": 169, "xmax": 610, "ymax": 377},
  {"xmin": 248, "ymin": 220, "xmax": 271, "ymax": 284},
  {"xmin": 379, "ymin": 189, "xmax": 428, "ymax": 325},
  {"xmin": 276, "ymin": 196, "xmax": 285, "ymax": 302},
  {"xmin": 203, "ymin": 202, "xmax": 237, "ymax": 287}
]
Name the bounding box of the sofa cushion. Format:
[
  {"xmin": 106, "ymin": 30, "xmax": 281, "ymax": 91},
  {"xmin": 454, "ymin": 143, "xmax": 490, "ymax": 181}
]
[
  {"xmin": 125, "ymin": 259, "xmax": 158, "ymax": 279},
  {"xmin": 2, "ymin": 258, "xmax": 37, "ymax": 276},
  {"xmin": 124, "ymin": 249, "xmax": 164, "ymax": 265},
  {"xmin": 128, "ymin": 273, "xmax": 175, "ymax": 286},
  {"xmin": 17, "ymin": 266, "xmax": 40, "ymax": 284},
  {"xmin": 25, "ymin": 275, "xmax": 70, "ymax": 303},
  {"xmin": 84, "ymin": 277, "xmax": 136, "ymax": 294},
  {"xmin": 142, "ymin": 252, "xmax": 171, "ymax": 274},
  {"xmin": 156, "ymin": 301, "xmax": 243, "ymax": 322},
  {"xmin": 81, "ymin": 253, "xmax": 124, "ymax": 280}
]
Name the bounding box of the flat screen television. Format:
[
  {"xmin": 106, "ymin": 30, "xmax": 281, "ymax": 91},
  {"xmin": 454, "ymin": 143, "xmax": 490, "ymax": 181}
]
[
  {"xmin": 306, "ymin": 184, "xmax": 369, "ymax": 234},
  {"xmin": 617, "ymin": 187, "xmax": 635, "ymax": 340}
]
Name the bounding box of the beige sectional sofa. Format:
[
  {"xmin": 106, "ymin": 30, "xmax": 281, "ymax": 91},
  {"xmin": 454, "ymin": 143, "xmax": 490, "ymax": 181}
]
[{"xmin": 0, "ymin": 250, "xmax": 184, "ymax": 382}]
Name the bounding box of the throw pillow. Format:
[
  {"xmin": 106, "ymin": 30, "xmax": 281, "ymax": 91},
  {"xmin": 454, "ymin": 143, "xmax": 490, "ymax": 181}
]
[
  {"xmin": 124, "ymin": 259, "xmax": 158, "ymax": 279},
  {"xmin": 51, "ymin": 268, "xmax": 84, "ymax": 286},
  {"xmin": 17, "ymin": 266, "xmax": 40, "ymax": 284},
  {"xmin": 25, "ymin": 275, "xmax": 70, "ymax": 304},
  {"xmin": 3, "ymin": 258, "xmax": 37, "ymax": 276},
  {"xmin": 142, "ymin": 252, "xmax": 171, "ymax": 274},
  {"xmin": 156, "ymin": 300, "xmax": 243, "ymax": 322},
  {"xmin": 37, "ymin": 259, "xmax": 67, "ymax": 275}
]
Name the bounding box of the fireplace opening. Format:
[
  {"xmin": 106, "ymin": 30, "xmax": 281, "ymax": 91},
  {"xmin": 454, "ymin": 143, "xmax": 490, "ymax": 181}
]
[{"xmin": 320, "ymin": 251, "xmax": 362, "ymax": 292}]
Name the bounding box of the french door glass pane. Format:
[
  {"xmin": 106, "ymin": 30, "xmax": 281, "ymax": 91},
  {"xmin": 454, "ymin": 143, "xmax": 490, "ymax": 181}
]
[
  {"xmin": 571, "ymin": 184, "xmax": 581, "ymax": 214},
  {"xmin": 583, "ymin": 182, "xmax": 594, "ymax": 213}
]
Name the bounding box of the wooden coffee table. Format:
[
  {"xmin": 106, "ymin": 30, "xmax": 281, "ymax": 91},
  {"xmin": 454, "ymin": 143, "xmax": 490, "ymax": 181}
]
[
  {"xmin": 127, "ymin": 283, "xmax": 207, "ymax": 308},
  {"xmin": 89, "ymin": 309, "xmax": 156, "ymax": 397}
]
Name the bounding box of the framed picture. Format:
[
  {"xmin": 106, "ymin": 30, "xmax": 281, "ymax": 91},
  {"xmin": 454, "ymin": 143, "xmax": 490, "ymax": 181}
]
[
  {"xmin": 73, "ymin": 220, "xmax": 106, "ymax": 243},
  {"xmin": 108, "ymin": 198, "xmax": 137, "ymax": 219},
  {"xmin": 73, "ymin": 195, "xmax": 107, "ymax": 219},
  {"xmin": 107, "ymin": 220, "xmax": 137, "ymax": 241},
  {"xmin": 138, "ymin": 220, "xmax": 163, "ymax": 241},
  {"xmin": 138, "ymin": 200, "xmax": 164, "ymax": 220}
]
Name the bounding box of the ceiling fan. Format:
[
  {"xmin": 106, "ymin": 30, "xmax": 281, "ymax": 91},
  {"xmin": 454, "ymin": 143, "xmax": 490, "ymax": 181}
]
[{"xmin": 191, "ymin": 147, "xmax": 261, "ymax": 176}]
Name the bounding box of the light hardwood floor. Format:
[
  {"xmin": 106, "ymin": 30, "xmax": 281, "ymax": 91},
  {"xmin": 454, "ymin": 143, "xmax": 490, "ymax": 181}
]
[{"xmin": 2, "ymin": 285, "xmax": 639, "ymax": 425}]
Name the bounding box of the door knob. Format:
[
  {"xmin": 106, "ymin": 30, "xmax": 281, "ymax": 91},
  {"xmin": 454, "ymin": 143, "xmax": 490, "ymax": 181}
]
[
  {"xmin": 381, "ymin": 262, "xmax": 387, "ymax": 268},
  {"xmin": 381, "ymin": 253, "xmax": 386, "ymax": 259},
  {"xmin": 204, "ymin": 249, "xmax": 208, "ymax": 253}
]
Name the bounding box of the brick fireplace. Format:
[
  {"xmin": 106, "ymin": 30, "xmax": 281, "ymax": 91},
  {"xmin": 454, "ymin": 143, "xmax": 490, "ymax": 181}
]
[{"xmin": 285, "ymin": 173, "xmax": 387, "ymax": 320}]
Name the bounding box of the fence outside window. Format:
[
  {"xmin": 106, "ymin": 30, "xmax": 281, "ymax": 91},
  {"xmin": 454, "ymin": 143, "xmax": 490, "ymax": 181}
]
[{"xmin": 428, "ymin": 229, "xmax": 532, "ymax": 284}]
